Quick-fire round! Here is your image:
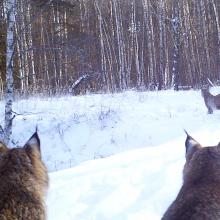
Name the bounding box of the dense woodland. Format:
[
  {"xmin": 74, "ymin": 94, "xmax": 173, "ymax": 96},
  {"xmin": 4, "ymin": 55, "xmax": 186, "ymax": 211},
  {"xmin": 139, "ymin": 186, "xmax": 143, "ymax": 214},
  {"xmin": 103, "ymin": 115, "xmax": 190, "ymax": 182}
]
[{"xmin": 0, "ymin": 0, "xmax": 220, "ymax": 96}]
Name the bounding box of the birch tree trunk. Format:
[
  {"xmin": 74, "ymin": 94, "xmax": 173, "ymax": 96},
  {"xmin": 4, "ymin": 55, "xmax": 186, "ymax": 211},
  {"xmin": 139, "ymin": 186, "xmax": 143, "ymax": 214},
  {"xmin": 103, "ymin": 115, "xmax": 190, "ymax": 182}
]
[
  {"xmin": 113, "ymin": 0, "xmax": 126, "ymax": 90},
  {"xmin": 4, "ymin": 0, "xmax": 16, "ymax": 144},
  {"xmin": 171, "ymin": 0, "xmax": 180, "ymax": 91},
  {"xmin": 95, "ymin": 1, "xmax": 108, "ymax": 91},
  {"xmin": 211, "ymin": 0, "xmax": 220, "ymax": 56},
  {"xmin": 158, "ymin": 0, "xmax": 165, "ymax": 89}
]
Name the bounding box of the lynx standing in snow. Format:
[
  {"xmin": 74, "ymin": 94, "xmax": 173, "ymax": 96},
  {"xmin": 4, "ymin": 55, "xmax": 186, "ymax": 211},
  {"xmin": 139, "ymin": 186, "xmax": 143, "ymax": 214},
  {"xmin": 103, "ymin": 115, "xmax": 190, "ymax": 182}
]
[
  {"xmin": 0, "ymin": 131, "xmax": 49, "ymax": 220},
  {"xmin": 201, "ymin": 87, "xmax": 220, "ymax": 114},
  {"xmin": 162, "ymin": 132, "xmax": 220, "ymax": 220}
]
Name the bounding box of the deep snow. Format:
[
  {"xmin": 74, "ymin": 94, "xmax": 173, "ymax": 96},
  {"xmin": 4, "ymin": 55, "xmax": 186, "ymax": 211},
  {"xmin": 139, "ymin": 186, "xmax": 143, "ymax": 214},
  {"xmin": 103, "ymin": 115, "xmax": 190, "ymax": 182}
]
[
  {"xmin": 47, "ymin": 142, "xmax": 184, "ymax": 220},
  {"xmin": 1, "ymin": 88, "xmax": 220, "ymax": 172},
  {"xmin": 1, "ymin": 87, "xmax": 220, "ymax": 219}
]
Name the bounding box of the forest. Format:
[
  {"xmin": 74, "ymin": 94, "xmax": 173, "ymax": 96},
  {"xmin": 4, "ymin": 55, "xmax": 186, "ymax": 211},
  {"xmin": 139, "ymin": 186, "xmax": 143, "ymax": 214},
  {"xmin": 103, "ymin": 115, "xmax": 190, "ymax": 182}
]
[{"xmin": 0, "ymin": 0, "xmax": 220, "ymax": 96}]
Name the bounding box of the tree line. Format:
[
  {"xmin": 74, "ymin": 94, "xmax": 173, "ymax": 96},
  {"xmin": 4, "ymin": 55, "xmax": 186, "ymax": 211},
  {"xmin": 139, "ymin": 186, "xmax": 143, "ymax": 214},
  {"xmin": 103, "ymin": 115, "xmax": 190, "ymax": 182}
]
[{"xmin": 0, "ymin": 0, "xmax": 220, "ymax": 97}]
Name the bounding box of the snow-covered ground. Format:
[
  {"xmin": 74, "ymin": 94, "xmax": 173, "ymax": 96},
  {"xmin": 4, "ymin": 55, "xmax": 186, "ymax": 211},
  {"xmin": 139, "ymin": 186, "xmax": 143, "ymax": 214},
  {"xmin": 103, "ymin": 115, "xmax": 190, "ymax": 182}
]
[
  {"xmin": 48, "ymin": 142, "xmax": 184, "ymax": 220},
  {"xmin": 1, "ymin": 87, "xmax": 220, "ymax": 219}
]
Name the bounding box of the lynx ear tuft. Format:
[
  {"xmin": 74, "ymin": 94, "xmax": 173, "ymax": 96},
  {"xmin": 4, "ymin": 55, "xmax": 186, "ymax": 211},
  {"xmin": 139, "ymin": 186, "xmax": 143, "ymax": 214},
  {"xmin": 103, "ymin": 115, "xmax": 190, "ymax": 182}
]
[
  {"xmin": 24, "ymin": 132, "xmax": 41, "ymax": 157},
  {"xmin": 184, "ymin": 131, "xmax": 202, "ymax": 161}
]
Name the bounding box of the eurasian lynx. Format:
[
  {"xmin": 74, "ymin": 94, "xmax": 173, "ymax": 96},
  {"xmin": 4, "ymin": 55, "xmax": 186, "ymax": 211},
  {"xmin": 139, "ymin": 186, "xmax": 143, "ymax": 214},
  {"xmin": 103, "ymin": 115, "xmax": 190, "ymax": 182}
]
[
  {"xmin": 162, "ymin": 132, "xmax": 220, "ymax": 220},
  {"xmin": 201, "ymin": 87, "xmax": 220, "ymax": 114},
  {"xmin": 0, "ymin": 132, "xmax": 49, "ymax": 220}
]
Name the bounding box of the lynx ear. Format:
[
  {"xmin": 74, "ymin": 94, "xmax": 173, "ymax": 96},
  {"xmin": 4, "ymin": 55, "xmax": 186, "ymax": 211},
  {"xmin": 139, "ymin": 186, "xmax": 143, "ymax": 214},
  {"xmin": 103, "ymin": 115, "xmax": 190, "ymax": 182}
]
[
  {"xmin": 24, "ymin": 131, "xmax": 41, "ymax": 157},
  {"xmin": 0, "ymin": 141, "xmax": 8, "ymax": 153},
  {"xmin": 184, "ymin": 130, "xmax": 202, "ymax": 161}
]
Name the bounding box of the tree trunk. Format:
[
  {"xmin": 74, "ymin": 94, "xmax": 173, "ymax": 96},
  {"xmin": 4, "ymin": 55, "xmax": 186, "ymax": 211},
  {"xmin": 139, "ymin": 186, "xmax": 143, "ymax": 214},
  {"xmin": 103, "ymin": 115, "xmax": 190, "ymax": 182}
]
[
  {"xmin": 4, "ymin": 0, "xmax": 16, "ymax": 144},
  {"xmin": 171, "ymin": 0, "xmax": 180, "ymax": 91}
]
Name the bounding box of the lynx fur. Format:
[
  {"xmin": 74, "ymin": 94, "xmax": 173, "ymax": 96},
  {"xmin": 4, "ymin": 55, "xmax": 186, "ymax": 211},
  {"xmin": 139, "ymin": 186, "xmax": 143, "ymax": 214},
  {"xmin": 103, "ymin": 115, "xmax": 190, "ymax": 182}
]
[
  {"xmin": 201, "ymin": 87, "xmax": 220, "ymax": 114},
  {"xmin": 162, "ymin": 132, "xmax": 220, "ymax": 220},
  {"xmin": 0, "ymin": 132, "xmax": 49, "ymax": 220}
]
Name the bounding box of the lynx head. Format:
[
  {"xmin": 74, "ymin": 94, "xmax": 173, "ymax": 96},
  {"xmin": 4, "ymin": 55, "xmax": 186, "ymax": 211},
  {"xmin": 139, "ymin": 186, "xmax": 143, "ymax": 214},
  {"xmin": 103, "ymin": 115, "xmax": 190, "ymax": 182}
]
[
  {"xmin": 183, "ymin": 131, "xmax": 220, "ymax": 184},
  {"xmin": 201, "ymin": 85, "xmax": 212, "ymax": 98},
  {"xmin": 0, "ymin": 132, "xmax": 49, "ymax": 196}
]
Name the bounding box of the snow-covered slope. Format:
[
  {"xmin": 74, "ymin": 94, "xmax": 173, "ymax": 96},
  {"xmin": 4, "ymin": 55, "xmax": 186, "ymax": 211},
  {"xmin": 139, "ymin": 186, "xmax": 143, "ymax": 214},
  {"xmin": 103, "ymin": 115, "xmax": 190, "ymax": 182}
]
[
  {"xmin": 47, "ymin": 140, "xmax": 185, "ymax": 220},
  {"xmin": 1, "ymin": 88, "xmax": 220, "ymax": 172}
]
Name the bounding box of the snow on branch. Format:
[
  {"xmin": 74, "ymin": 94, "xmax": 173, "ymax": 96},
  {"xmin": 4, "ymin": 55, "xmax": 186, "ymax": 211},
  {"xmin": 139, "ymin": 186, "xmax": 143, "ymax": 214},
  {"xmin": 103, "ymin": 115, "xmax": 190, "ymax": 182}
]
[
  {"xmin": 207, "ymin": 78, "xmax": 214, "ymax": 87},
  {"xmin": 70, "ymin": 74, "xmax": 90, "ymax": 94}
]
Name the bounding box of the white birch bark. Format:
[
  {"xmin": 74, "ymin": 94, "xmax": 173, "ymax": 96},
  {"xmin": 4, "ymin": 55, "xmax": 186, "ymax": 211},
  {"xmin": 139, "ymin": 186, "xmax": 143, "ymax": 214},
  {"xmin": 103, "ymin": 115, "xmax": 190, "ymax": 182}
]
[
  {"xmin": 200, "ymin": 0, "xmax": 211, "ymax": 77},
  {"xmin": 142, "ymin": 0, "xmax": 153, "ymax": 86},
  {"xmin": 113, "ymin": 0, "xmax": 126, "ymax": 90},
  {"xmin": 95, "ymin": 1, "xmax": 108, "ymax": 90},
  {"xmin": 14, "ymin": 21, "xmax": 25, "ymax": 91},
  {"xmin": 20, "ymin": 3, "xmax": 29, "ymax": 91},
  {"xmin": 27, "ymin": 4, "xmax": 36, "ymax": 90},
  {"xmin": 159, "ymin": 0, "xmax": 165, "ymax": 89},
  {"xmin": 131, "ymin": 0, "xmax": 142, "ymax": 87},
  {"xmin": 171, "ymin": 0, "xmax": 180, "ymax": 91},
  {"xmin": 41, "ymin": 14, "xmax": 50, "ymax": 90},
  {"xmin": 4, "ymin": 0, "xmax": 16, "ymax": 144},
  {"xmin": 148, "ymin": 2, "xmax": 156, "ymax": 87},
  {"xmin": 211, "ymin": 0, "xmax": 220, "ymax": 54}
]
